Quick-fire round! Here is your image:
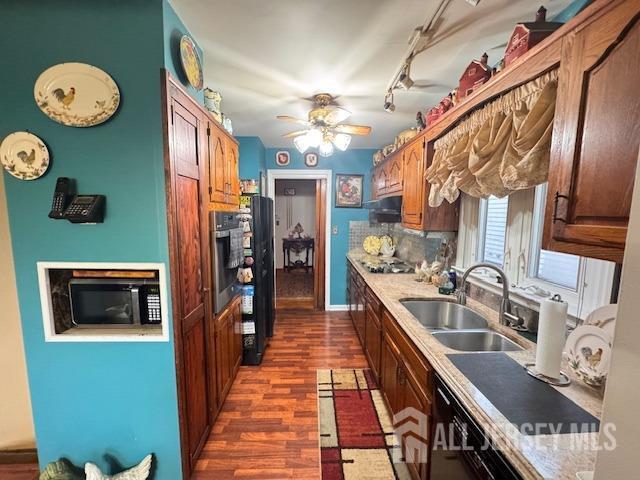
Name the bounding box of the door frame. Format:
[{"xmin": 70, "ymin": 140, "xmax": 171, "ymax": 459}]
[{"xmin": 267, "ymin": 169, "xmax": 331, "ymax": 309}]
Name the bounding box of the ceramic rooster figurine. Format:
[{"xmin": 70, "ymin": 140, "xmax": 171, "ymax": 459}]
[{"xmin": 84, "ymin": 455, "xmax": 152, "ymax": 480}]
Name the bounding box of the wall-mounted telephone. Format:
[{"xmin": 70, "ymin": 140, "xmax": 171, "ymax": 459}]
[{"xmin": 48, "ymin": 177, "xmax": 106, "ymax": 224}]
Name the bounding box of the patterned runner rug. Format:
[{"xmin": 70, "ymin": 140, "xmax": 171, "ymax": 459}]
[{"xmin": 317, "ymin": 368, "xmax": 412, "ymax": 480}]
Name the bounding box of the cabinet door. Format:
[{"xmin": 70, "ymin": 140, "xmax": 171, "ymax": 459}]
[
  {"xmin": 225, "ymin": 138, "xmax": 240, "ymax": 206},
  {"xmin": 207, "ymin": 124, "xmax": 227, "ymax": 205},
  {"xmin": 377, "ymin": 164, "xmax": 389, "ymax": 196},
  {"xmin": 543, "ymin": 4, "xmax": 640, "ymax": 263},
  {"xmin": 215, "ymin": 308, "xmax": 231, "ymax": 400},
  {"xmin": 381, "ymin": 332, "xmax": 402, "ymax": 415},
  {"xmin": 402, "ymin": 141, "xmax": 425, "ymax": 228},
  {"xmin": 386, "ymin": 154, "xmax": 404, "ymax": 193},
  {"xmin": 364, "ymin": 304, "xmax": 382, "ymax": 382},
  {"xmin": 356, "ymin": 286, "xmax": 366, "ymax": 347},
  {"xmin": 401, "ymin": 368, "xmax": 431, "ymax": 480},
  {"xmin": 231, "ymin": 296, "xmax": 243, "ymax": 374}
]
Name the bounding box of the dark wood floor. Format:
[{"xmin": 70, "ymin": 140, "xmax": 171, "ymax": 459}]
[
  {"xmin": 193, "ymin": 310, "xmax": 367, "ymax": 479},
  {"xmin": 0, "ymin": 463, "xmax": 39, "ymax": 480}
]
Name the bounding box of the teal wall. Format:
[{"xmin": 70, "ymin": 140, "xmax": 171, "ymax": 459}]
[
  {"xmin": 0, "ymin": 1, "xmax": 186, "ymax": 478},
  {"xmin": 237, "ymin": 136, "xmax": 266, "ymax": 180},
  {"xmin": 264, "ymin": 148, "xmax": 375, "ymax": 305}
]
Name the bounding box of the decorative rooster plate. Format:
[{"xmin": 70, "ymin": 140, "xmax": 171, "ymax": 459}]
[
  {"xmin": 34, "ymin": 62, "xmax": 120, "ymax": 127},
  {"xmin": 564, "ymin": 325, "xmax": 612, "ymax": 386},
  {"xmin": 0, "ymin": 131, "xmax": 50, "ymax": 180}
]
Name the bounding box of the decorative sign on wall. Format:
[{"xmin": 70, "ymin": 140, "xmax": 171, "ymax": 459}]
[
  {"xmin": 304, "ymin": 152, "xmax": 318, "ymax": 167},
  {"xmin": 275, "ymin": 150, "xmax": 290, "ymax": 166},
  {"xmin": 0, "ymin": 131, "xmax": 50, "ymax": 180},
  {"xmin": 34, "ymin": 62, "xmax": 120, "ymax": 127},
  {"xmin": 179, "ymin": 35, "xmax": 203, "ymax": 91},
  {"xmin": 335, "ymin": 174, "xmax": 363, "ymax": 208}
]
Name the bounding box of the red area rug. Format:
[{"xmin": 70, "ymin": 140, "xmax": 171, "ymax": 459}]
[{"xmin": 317, "ymin": 369, "xmax": 412, "ymax": 479}]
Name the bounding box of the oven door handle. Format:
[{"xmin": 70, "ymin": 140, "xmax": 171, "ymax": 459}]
[{"xmin": 214, "ymin": 230, "xmax": 231, "ymax": 238}]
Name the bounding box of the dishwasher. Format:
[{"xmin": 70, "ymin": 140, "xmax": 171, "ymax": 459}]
[{"xmin": 431, "ymin": 374, "xmax": 523, "ymax": 480}]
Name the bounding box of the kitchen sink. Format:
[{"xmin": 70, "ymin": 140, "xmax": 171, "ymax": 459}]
[
  {"xmin": 431, "ymin": 330, "xmax": 523, "ymax": 352},
  {"xmin": 400, "ymin": 299, "xmax": 488, "ymax": 331}
]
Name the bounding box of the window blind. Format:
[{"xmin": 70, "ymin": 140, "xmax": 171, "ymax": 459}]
[
  {"xmin": 483, "ymin": 196, "xmax": 508, "ymax": 266},
  {"xmin": 537, "ymin": 250, "xmax": 580, "ymax": 290}
]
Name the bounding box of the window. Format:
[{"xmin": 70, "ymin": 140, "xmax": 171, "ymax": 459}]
[
  {"xmin": 457, "ymin": 184, "xmax": 616, "ymax": 320},
  {"xmin": 479, "ymin": 195, "xmax": 508, "ymax": 266}
]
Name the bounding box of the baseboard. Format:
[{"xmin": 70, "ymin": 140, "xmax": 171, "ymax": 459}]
[
  {"xmin": 0, "ymin": 448, "xmax": 38, "ymax": 464},
  {"xmin": 326, "ymin": 304, "xmax": 348, "ymax": 311}
]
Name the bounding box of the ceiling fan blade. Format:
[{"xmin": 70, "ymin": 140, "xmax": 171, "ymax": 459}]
[
  {"xmin": 282, "ymin": 130, "xmax": 309, "ymax": 138},
  {"xmin": 324, "ymin": 107, "xmax": 351, "ymax": 125},
  {"xmin": 276, "ymin": 115, "xmax": 310, "ymax": 126},
  {"xmin": 334, "ymin": 124, "xmax": 372, "ymax": 136}
]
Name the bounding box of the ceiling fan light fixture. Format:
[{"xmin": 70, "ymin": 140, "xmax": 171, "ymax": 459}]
[
  {"xmin": 293, "ymin": 134, "xmax": 310, "ymax": 153},
  {"xmin": 307, "ymin": 128, "xmax": 323, "ymax": 148},
  {"xmin": 319, "ymin": 139, "xmax": 334, "ymax": 157},
  {"xmin": 332, "ymin": 133, "xmax": 351, "ymax": 151}
]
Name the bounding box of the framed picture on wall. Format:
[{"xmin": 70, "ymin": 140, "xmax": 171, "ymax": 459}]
[
  {"xmin": 304, "ymin": 152, "xmax": 318, "ymax": 167},
  {"xmin": 275, "ymin": 150, "xmax": 290, "ymax": 166},
  {"xmin": 335, "ymin": 174, "xmax": 363, "ymax": 208}
]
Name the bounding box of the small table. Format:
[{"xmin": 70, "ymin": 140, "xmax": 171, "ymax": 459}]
[{"xmin": 282, "ymin": 237, "xmax": 314, "ymax": 273}]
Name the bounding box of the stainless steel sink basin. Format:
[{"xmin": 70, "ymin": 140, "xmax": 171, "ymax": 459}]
[
  {"xmin": 431, "ymin": 330, "xmax": 523, "ymax": 352},
  {"xmin": 400, "ymin": 299, "xmax": 488, "ymax": 331}
]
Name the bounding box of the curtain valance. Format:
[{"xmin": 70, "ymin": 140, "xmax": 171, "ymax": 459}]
[{"xmin": 426, "ymin": 69, "xmax": 558, "ymax": 207}]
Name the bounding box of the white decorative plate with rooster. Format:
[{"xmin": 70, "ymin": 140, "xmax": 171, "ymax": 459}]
[
  {"xmin": 564, "ymin": 325, "xmax": 612, "ymax": 386},
  {"xmin": 0, "ymin": 131, "xmax": 50, "ymax": 180},
  {"xmin": 34, "ymin": 62, "xmax": 120, "ymax": 127}
]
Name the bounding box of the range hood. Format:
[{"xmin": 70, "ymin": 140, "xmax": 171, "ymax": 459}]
[{"xmin": 363, "ymin": 195, "xmax": 402, "ymax": 223}]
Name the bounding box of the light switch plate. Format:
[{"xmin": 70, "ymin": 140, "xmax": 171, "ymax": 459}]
[{"xmin": 332, "ymin": 225, "xmax": 338, "ymax": 235}]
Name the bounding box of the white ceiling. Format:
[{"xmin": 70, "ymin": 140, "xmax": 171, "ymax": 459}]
[{"xmin": 171, "ymin": 0, "xmax": 573, "ymax": 149}]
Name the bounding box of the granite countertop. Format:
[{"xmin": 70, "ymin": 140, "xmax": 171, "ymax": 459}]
[{"xmin": 348, "ymin": 251, "xmax": 603, "ymax": 480}]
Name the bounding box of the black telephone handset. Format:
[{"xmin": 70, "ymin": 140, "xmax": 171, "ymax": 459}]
[{"xmin": 48, "ymin": 177, "xmax": 75, "ymax": 219}]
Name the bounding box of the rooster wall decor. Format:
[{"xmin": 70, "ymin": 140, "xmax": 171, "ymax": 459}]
[
  {"xmin": 84, "ymin": 454, "xmax": 153, "ymax": 480},
  {"xmin": 0, "ymin": 131, "xmax": 50, "ymax": 180}
]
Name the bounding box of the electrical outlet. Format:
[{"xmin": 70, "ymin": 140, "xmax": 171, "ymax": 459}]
[{"xmin": 332, "ymin": 225, "xmax": 338, "ymax": 235}]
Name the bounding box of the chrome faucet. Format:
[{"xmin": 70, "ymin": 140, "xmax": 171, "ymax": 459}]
[{"xmin": 455, "ymin": 263, "xmax": 521, "ymax": 327}]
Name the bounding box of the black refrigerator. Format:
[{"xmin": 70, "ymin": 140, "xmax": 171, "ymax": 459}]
[{"xmin": 241, "ymin": 195, "xmax": 275, "ymax": 365}]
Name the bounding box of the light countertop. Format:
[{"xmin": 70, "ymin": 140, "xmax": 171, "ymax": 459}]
[{"xmin": 348, "ymin": 251, "xmax": 604, "ymax": 480}]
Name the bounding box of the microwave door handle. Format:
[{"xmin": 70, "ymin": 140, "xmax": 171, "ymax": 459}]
[
  {"xmin": 215, "ymin": 230, "xmax": 231, "ymax": 238},
  {"xmin": 131, "ymin": 287, "xmax": 141, "ymax": 325}
]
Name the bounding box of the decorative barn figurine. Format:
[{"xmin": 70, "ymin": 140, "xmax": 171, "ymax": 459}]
[
  {"xmin": 426, "ymin": 106, "xmax": 441, "ymax": 126},
  {"xmin": 504, "ymin": 6, "xmax": 562, "ymax": 68},
  {"xmin": 85, "ymin": 454, "xmax": 153, "ymax": 480},
  {"xmin": 458, "ymin": 52, "xmax": 492, "ymax": 100}
]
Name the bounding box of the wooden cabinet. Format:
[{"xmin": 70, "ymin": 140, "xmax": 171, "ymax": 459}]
[
  {"xmin": 353, "ymin": 275, "xmax": 366, "ymax": 347},
  {"xmin": 385, "ymin": 153, "xmax": 404, "ymax": 194},
  {"xmin": 364, "ymin": 288, "xmax": 382, "ymax": 383},
  {"xmin": 215, "ymin": 295, "xmax": 242, "ymax": 402},
  {"xmin": 543, "ymin": 1, "xmax": 640, "ymax": 263},
  {"xmin": 401, "ymin": 140, "xmax": 426, "ymax": 229},
  {"xmin": 204, "ymin": 119, "xmax": 240, "ymax": 211}
]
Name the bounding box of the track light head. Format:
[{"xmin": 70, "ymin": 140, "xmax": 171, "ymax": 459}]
[{"xmin": 383, "ymin": 91, "xmax": 395, "ymax": 113}]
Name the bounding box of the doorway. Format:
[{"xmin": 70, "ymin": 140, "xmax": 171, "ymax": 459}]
[{"xmin": 268, "ymin": 170, "xmax": 329, "ymax": 310}]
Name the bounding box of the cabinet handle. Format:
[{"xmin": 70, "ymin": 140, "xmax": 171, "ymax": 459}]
[{"xmin": 552, "ymin": 191, "xmax": 569, "ymax": 224}]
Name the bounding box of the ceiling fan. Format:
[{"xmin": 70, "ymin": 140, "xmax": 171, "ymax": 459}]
[{"xmin": 276, "ymin": 93, "xmax": 372, "ymax": 157}]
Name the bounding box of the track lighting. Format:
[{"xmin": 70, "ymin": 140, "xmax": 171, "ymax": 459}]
[
  {"xmin": 383, "ymin": 91, "xmax": 395, "ymax": 113},
  {"xmin": 398, "ymin": 63, "xmax": 414, "ymax": 90}
]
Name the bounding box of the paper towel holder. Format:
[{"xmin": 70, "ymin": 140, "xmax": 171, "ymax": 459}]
[{"xmin": 524, "ymin": 363, "xmax": 571, "ymax": 386}]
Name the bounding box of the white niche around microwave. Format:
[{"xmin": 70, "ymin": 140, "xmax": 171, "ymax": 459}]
[{"xmin": 37, "ymin": 262, "xmax": 169, "ymax": 342}]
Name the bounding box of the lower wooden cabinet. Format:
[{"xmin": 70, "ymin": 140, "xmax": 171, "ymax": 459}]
[{"xmin": 214, "ymin": 295, "xmax": 242, "ymax": 409}]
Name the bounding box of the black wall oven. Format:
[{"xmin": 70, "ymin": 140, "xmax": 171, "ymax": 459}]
[
  {"xmin": 69, "ymin": 278, "xmax": 161, "ymax": 326},
  {"xmin": 210, "ymin": 211, "xmax": 242, "ymax": 313}
]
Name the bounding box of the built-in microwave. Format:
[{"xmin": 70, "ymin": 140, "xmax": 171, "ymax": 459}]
[{"xmin": 69, "ymin": 278, "xmax": 162, "ymax": 326}]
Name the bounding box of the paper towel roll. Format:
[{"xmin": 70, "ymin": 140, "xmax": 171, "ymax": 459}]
[{"xmin": 535, "ymin": 296, "xmax": 568, "ymax": 379}]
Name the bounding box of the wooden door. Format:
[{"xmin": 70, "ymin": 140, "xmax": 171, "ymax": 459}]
[
  {"xmin": 355, "ymin": 284, "xmax": 366, "ymax": 346},
  {"xmin": 215, "ymin": 305, "xmax": 232, "ymax": 400},
  {"xmin": 401, "ymin": 368, "xmax": 431, "ymax": 480},
  {"xmin": 364, "ymin": 303, "xmax": 382, "ymax": 382},
  {"xmin": 377, "ymin": 164, "xmax": 389, "ymax": 196},
  {"xmin": 225, "ymin": 138, "xmax": 240, "ymax": 206},
  {"xmin": 386, "ymin": 154, "xmax": 404, "ymax": 193},
  {"xmin": 381, "ymin": 332, "xmax": 402, "ymax": 415},
  {"xmin": 230, "ymin": 295, "xmax": 243, "ymax": 374},
  {"xmin": 207, "ymin": 124, "xmax": 227, "ymax": 205},
  {"xmin": 543, "ymin": 3, "xmax": 640, "ymax": 263},
  {"xmin": 165, "ymin": 82, "xmax": 211, "ymax": 474},
  {"xmin": 402, "ymin": 140, "xmax": 425, "ymax": 228},
  {"xmin": 314, "ymin": 178, "xmax": 327, "ymax": 310}
]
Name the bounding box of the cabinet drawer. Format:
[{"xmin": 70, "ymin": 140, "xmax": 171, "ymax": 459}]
[
  {"xmin": 382, "ymin": 309, "xmax": 432, "ymax": 400},
  {"xmin": 365, "ymin": 287, "xmax": 382, "ymax": 316}
]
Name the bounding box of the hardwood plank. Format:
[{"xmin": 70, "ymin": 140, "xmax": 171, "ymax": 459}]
[
  {"xmin": 0, "ymin": 464, "xmax": 38, "ymax": 480},
  {"xmin": 192, "ymin": 310, "xmax": 367, "ymax": 479}
]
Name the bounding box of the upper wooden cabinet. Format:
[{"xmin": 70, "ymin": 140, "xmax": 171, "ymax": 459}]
[
  {"xmin": 543, "ymin": 1, "xmax": 640, "ymax": 263},
  {"xmin": 401, "ymin": 140, "xmax": 426, "ymax": 228},
  {"xmin": 385, "ymin": 153, "xmax": 403, "ymax": 194},
  {"xmin": 204, "ymin": 120, "xmax": 240, "ymax": 211}
]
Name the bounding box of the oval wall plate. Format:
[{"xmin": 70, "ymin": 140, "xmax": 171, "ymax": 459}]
[
  {"xmin": 34, "ymin": 62, "xmax": 120, "ymax": 127},
  {"xmin": 179, "ymin": 35, "xmax": 203, "ymax": 91},
  {"xmin": 0, "ymin": 131, "xmax": 50, "ymax": 180}
]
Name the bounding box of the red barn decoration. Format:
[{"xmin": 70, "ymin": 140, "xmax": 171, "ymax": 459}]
[
  {"xmin": 504, "ymin": 6, "xmax": 562, "ymax": 68},
  {"xmin": 458, "ymin": 52, "xmax": 492, "ymax": 100}
]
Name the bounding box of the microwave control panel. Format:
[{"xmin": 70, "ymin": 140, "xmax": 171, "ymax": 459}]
[{"xmin": 145, "ymin": 286, "xmax": 162, "ymax": 324}]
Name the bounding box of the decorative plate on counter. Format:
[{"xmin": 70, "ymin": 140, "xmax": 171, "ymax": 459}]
[
  {"xmin": 363, "ymin": 235, "xmax": 381, "ymax": 255},
  {"xmin": 34, "ymin": 62, "xmax": 120, "ymax": 127},
  {"xmin": 180, "ymin": 35, "xmax": 203, "ymax": 91},
  {"xmin": 584, "ymin": 303, "xmax": 617, "ymax": 338},
  {"xmin": 0, "ymin": 131, "xmax": 50, "ymax": 180},
  {"xmin": 564, "ymin": 325, "xmax": 612, "ymax": 386},
  {"xmin": 379, "ymin": 235, "xmax": 395, "ymax": 257}
]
